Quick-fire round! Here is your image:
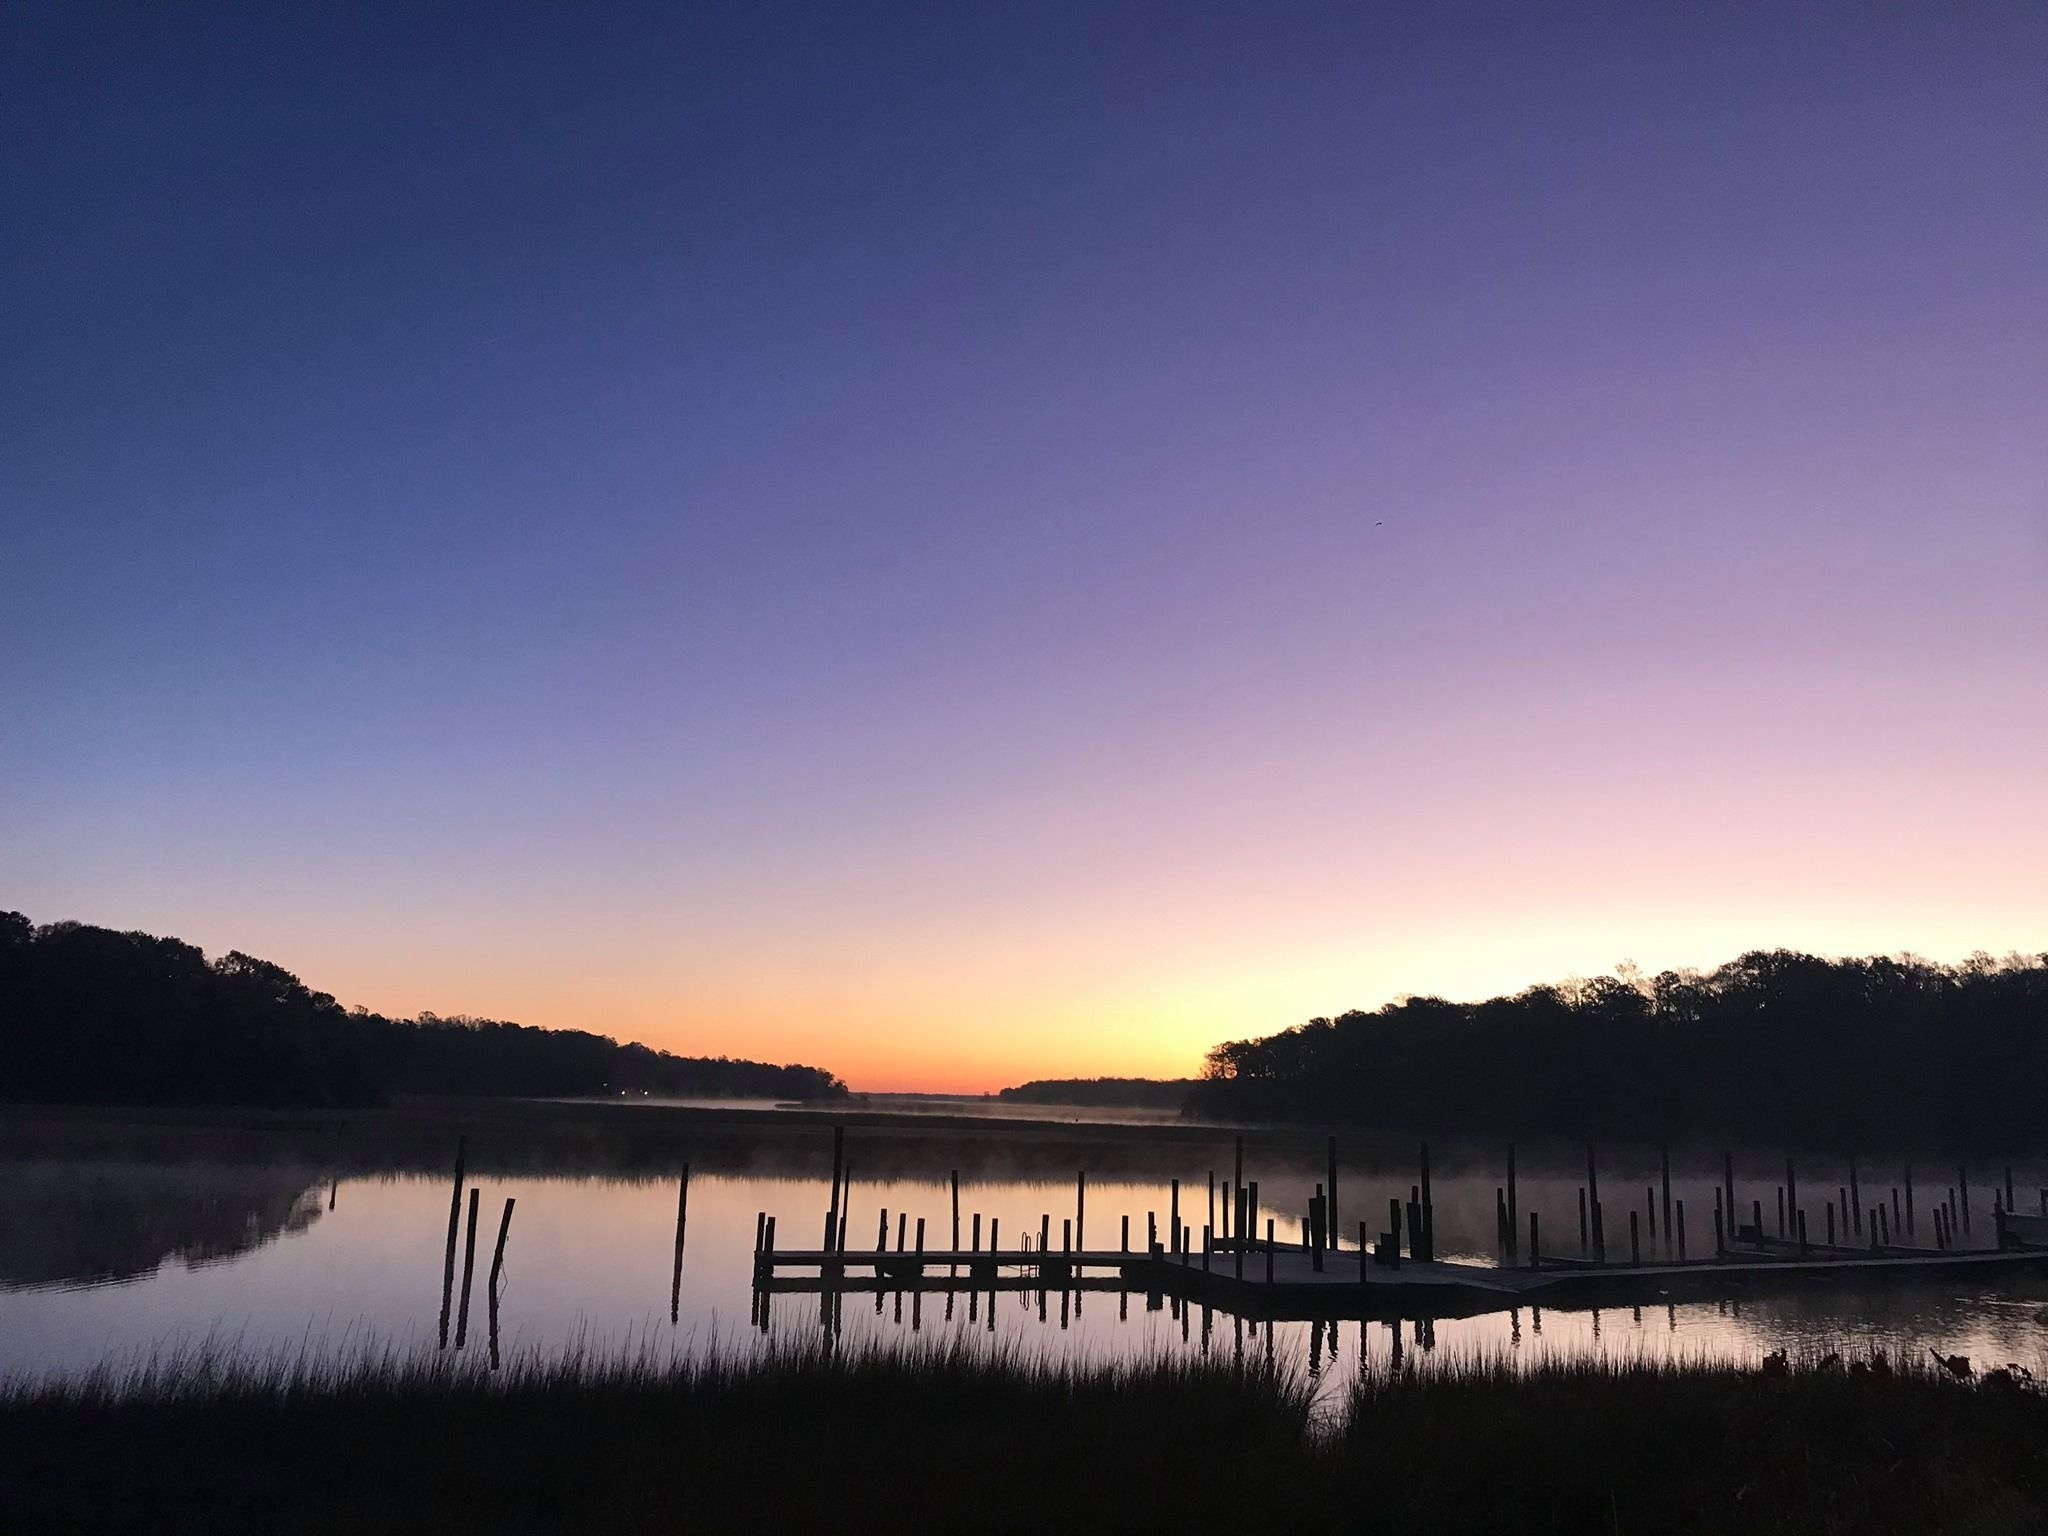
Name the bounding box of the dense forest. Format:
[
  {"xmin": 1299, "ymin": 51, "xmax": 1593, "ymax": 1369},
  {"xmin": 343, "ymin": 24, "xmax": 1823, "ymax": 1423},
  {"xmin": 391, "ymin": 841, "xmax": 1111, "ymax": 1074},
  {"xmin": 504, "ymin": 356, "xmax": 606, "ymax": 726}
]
[
  {"xmin": 1189, "ymin": 949, "xmax": 2048, "ymax": 1147},
  {"xmin": 997, "ymin": 1077, "xmax": 1198, "ymax": 1109},
  {"xmin": 0, "ymin": 913, "xmax": 847, "ymax": 1108}
]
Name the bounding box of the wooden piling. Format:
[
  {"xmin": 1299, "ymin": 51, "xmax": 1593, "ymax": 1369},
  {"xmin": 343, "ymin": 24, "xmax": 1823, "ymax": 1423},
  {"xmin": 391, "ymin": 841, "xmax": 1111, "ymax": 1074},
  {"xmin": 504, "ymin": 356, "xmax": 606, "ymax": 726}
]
[
  {"xmin": 1507, "ymin": 1143, "xmax": 1519, "ymax": 1262},
  {"xmin": 1233, "ymin": 1189, "xmax": 1246, "ymax": 1279},
  {"xmin": 1785, "ymin": 1159, "xmax": 1797, "ymax": 1240},
  {"xmin": 1232, "ymin": 1134, "xmax": 1244, "ymax": 1240},
  {"xmin": 669, "ymin": 1165, "xmax": 690, "ymax": 1323},
  {"xmin": 1797, "ymin": 1208, "xmax": 1808, "ymax": 1254},
  {"xmin": 1495, "ymin": 1187, "xmax": 1508, "ymax": 1261},
  {"xmin": 1247, "ymin": 1180, "xmax": 1260, "ymax": 1251},
  {"xmin": 438, "ymin": 1135, "xmax": 467, "ymax": 1349},
  {"xmin": 1389, "ymin": 1198, "xmax": 1403, "ymax": 1269},
  {"xmin": 1905, "ymin": 1166, "xmax": 1914, "ymax": 1235},
  {"xmin": 1529, "ymin": 1211, "xmax": 1541, "ymax": 1270},
  {"xmin": 1660, "ymin": 1146, "xmax": 1672, "ymax": 1261},
  {"xmin": 1265, "ymin": 1219, "xmax": 1275, "ymax": 1283},
  {"xmin": 1775, "ymin": 1186, "xmax": 1785, "ymax": 1239},
  {"xmin": 1360, "ymin": 1220, "xmax": 1370, "ymax": 1281},
  {"xmin": 455, "ymin": 1186, "xmax": 481, "ymax": 1349},
  {"xmin": 1629, "ymin": 1210, "xmax": 1640, "ymax": 1266},
  {"xmin": 972, "ymin": 1213, "xmax": 981, "ymax": 1252},
  {"xmin": 1891, "ymin": 1187, "xmax": 1901, "ymax": 1239},
  {"xmin": 1645, "ymin": 1186, "xmax": 1656, "ymax": 1246},
  {"xmin": 1327, "ymin": 1135, "xmax": 1338, "ymax": 1242},
  {"xmin": 916, "ymin": 1217, "xmax": 926, "ymax": 1255},
  {"xmin": 1713, "ymin": 1186, "xmax": 1724, "ymax": 1256},
  {"xmin": 1578, "ymin": 1187, "xmax": 1589, "ymax": 1256},
  {"xmin": 1205, "ymin": 1170, "xmax": 1214, "ymax": 1243},
  {"xmin": 950, "ymin": 1170, "xmax": 960, "ymax": 1255},
  {"xmin": 1170, "ymin": 1179, "xmax": 1181, "ymax": 1255},
  {"xmin": 1039, "ymin": 1212, "xmax": 1050, "ymax": 1257},
  {"xmin": 1420, "ymin": 1141, "xmax": 1434, "ymax": 1261},
  {"xmin": 828, "ymin": 1126, "xmax": 845, "ymax": 1251},
  {"xmin": 877, "ymin": 1208, "xmax": 889, "ymax": 1252},
  {"xmin": 1722, "ymin": 1151, "xmax": 1734, "ymax": 1244},
  {"xmin": 1077, "ymin": 1171, "xmax": 1086, "ymax": 1253},
  {"xmin": 1676, "ymin": 1198, "xmax": 1686, "ymax": 1261},
  {"xmin": 1877, "ymin": 1203, "xmax": 1888, "ymax": 1247},
  {"xmin": 1826, "ymin": 1202, "xmax": 1835, "ymax": 1246},
  {"xmin": 488, "ymin": 1196, "xmax": 515, "ymax": 1298},
  {"xmin": 2006, "ymin": 1165, "xmax": 2015, "ymax": 1212},
  {"xmin": 1148, "ymin": 1211, "xmax": 1157, "ymax": 1253},
  {"xmin": 1121, "ymin": 1213, "xmax": 1130, "ymax": 1253},
  {"xmin": 896, "ymin": 1212, "xmax": 907, "ymax": 1252},
  {"xmin": 1751, "ymin": 1199, "xmax": 1761, "ymax": 1241},
  {"xmin": 1960, "ymin": 1168, "xmax": 1970, "ymax": 1235},
  {"xmin": 1850, "ymin": 1158, "xmax": 1861, "ymax": 1235}
]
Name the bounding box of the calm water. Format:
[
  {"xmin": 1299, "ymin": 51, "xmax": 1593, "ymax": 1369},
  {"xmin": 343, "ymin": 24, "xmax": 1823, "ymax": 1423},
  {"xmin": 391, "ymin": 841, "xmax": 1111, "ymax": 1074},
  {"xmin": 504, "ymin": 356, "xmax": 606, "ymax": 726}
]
[{"xmin": 5, "ymin": 1134, "xmax": 2047, "ymax": 1393}]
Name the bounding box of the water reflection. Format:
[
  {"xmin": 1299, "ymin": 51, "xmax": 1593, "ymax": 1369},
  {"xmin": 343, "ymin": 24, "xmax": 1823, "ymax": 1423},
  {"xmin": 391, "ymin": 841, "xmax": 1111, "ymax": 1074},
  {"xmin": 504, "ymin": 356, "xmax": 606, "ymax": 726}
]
[
  {"xmin": 0, "ymin": 1163, "xmax": 325, "ymax": 1291},
  {"xmin": 2, "ymin": 1149, "xmax": 2046, "ymax": 1389}
]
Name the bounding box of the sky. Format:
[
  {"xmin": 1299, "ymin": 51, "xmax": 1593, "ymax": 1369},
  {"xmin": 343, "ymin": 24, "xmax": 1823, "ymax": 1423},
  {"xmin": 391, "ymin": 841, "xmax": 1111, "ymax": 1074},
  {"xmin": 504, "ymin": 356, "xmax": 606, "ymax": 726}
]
[{"xmin": 4, "ymin": 3, "xmax": 2045, "ymax": 1093}]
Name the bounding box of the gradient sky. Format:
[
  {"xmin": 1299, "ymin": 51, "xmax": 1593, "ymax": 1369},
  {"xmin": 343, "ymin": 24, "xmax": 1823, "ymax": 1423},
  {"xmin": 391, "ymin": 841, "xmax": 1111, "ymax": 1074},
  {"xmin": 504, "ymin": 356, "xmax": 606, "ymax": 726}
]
[{"xmin": 5, "ymin": 3, "xmax": 2045, "ymax": 1092}]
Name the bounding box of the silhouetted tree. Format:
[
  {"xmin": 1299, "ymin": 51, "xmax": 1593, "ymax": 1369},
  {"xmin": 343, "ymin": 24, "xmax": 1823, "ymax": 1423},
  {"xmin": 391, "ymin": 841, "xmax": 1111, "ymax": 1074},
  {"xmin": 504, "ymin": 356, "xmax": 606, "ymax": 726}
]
[
  {"xmin": 1189, "ymin": 949, "xmax": 2048, "ymax": 1146},
  {"xmin": 0, "ymin": 914, "xmax": 848, "ymax": 1108}
]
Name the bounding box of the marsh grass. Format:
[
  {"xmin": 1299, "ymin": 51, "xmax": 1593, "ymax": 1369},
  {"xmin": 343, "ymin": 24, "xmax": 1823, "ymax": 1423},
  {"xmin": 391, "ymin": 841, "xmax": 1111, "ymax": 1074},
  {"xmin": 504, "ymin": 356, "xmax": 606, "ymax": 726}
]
[{"xmin": 6, "ymin": 1336, "xmax": 2048, "ymax": 1533}]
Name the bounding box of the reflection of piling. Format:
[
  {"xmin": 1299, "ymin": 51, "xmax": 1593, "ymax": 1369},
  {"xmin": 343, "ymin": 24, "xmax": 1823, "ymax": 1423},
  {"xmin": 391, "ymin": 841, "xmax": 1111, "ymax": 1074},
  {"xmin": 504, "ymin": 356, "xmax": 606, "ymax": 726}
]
[
  {"xmin": 438, "ymin": 1135, "xmax": 467, "ymax": 1350},
  {"xmin": 455, "ymin": 1187, "xmax": 481, "ymax": 1349}
]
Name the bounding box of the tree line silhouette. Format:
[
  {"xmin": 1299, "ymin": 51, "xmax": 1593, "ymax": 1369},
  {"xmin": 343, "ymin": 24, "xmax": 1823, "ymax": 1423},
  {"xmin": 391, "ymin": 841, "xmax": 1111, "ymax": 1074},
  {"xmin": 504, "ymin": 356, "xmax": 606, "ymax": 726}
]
[
  {"xmin": 0, "ymin": 913, "xmax": 847, "ymax": 1108},
  {"xmin": 997, "ymin": 1077, "xmax": 1199, "ymax": 1109},
  {"xmin": 1188, "ymin": 949, "xmax": 2048, "ymax": 1147}
]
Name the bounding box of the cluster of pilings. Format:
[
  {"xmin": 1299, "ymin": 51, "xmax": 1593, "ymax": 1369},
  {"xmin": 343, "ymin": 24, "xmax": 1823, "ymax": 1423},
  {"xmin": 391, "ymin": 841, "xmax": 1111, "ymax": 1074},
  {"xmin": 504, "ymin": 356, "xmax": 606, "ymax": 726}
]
[{"xmin": 435, "ymin": 1136, "xmax": 517, "ymax": 1368}]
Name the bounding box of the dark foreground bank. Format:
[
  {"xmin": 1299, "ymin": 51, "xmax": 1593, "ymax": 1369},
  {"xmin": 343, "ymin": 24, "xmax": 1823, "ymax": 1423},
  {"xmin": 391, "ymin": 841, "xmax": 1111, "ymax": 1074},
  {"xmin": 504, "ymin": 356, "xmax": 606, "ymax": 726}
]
[{"xmin": 6, "ymin": 1342, "xmax": 2047, "ymax": 1535}]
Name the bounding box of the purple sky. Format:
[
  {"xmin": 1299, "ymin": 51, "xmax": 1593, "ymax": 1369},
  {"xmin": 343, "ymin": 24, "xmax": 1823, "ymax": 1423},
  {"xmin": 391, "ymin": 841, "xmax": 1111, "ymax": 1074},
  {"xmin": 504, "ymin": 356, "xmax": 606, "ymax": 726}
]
[{"xmin": 5, "ymin": 3, "xmax": 2045, "ymax": 1089}]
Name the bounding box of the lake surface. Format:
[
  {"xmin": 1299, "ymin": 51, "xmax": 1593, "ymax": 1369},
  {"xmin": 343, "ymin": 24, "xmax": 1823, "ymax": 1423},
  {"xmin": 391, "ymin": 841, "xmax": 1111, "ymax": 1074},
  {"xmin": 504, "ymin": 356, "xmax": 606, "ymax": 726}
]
[{"xmin": 5, "ymin": 1124, "xmax": 2047, "ymax": 1395}]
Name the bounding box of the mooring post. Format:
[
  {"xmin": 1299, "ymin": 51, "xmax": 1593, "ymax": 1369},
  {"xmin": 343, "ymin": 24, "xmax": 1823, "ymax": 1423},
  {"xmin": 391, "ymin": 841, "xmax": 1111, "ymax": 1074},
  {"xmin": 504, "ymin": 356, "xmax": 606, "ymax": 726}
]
[
  {"xmin": 1594, "ymin": 1199, "xmax": 1606, "ymax": 1263},
  {"xmin": 1148, "ymin": 1211, "xmax": 1157, "ymax": 1253},
  {"xmin": 838, "ymin": 1164, "xmax": 851, "ymax": 1251},
  {"xmin": 1529, "ymin": 1211, "xmax": 1540, "ymax": 1269},
  {"xmin": 973, "ymin": 1213, "xmax": 982, "ymax": 1253},
  {"xmin": 1850, "ymin": 1158, "xmax": 1862, "ymax": 1235},
  {"xmin": 897, "ymin": 1212, "xmax": 908, "ymax": 1252},
  {"xmin": 1507, "ymin": 1142, "xmax": 1519, "ymax": 1262},
  {"xmin": 1420, "ymin": 1141, "xmax": 1434, "ymax": 1261},
  {"xmin": 1629, "ymin": 1210, "xmax": 1640, "ymax": 1266},
  {"xmin": 1360, "ymin": 1220, "xmax": 1370, "ymax": 1282},
  {"xmin": 1658, "ymin": 1146, "xmax": 1672, "ymax": 1260},
  {"xmin": 1203, "ymin": 1223, "xmax": 1212, "ymax": 1272},
  {"xmin": 1776, "ymin": 1186, "xmax": 1785, "ymax": 1239},
  {"xmin": 828, "ymin": 1126, "xmax": 845, "ymax": 1251},
  {"xmin": 1722, "ymin": 1151, "xmax": 1734, "ymax": 1242},
  {"xmin": 1247, "ymin": 1180, "xmax": 1260, "ymax": 1251},
  {"xmin": 1121, "ymin": 1213, "xmax": 1130, "ymax": 1253},
  {"xmin": 1713, "ymin": 1186, "xmax": 1724, "ymax": 1256},
  {"xmin": 2006, "ymin": 1166, "xmax": 2015, "ymax": 1213},
  {"xmin": 1170, "ymin": 1179, "xmax": 1181, "ymax": 1255},
  {"xmin": 1265, "ymin": 1219, "xmax": 1275, "ymax": 1282},
  {"xmin": 1578, "ymin": 1187, "xmax": 1589, "ymax": 1256},
  {"xmin": 1232, "ymin": 1134, "xmax": 1244, "ymax": 1239},
  {"xmin": 1327, "ymin": 1135, "xmax": 1338, "ymax": 1242},
  {"xmin": 1839, "ymin": 1185, "xmax": 1849, "ymax": 1236},
  {"xmin": 438, "ymin": 1134, "xmax": 467, "ymax": 1349},
  {"xmin": 1077, "ymin": 1171, "xmax": 1086, "ymax": 1253},
  {"xmin": 1797, "ymin": 1208, "xmax": 1808, "ymax": 1254},
  {"xmin": 950, "ymin": 1170, "xmax": 960, "ymax": 1256},
  {"xmin": 1389, "ymin": 1198, "xmax": 1402, "ymax": 1268},
  {"xmin": 1676, "ymin": 1198, "xmax": 1686, "ymax": 1261},
  {"xmin": 1407, "ymin": 1196, "xmax": 1422, "ymax": 1261},
  {"xmin": 455, "ymin": 1186, "xmax": 481, "ymax": 1349},
  {"xmin": 1496, "ymin": 1187, "xmax": 1508, "ymax": 1262},
  {"xmin": 488, "ymin": 1195, "xmax": 515, "ymax": 1298},
  {"xmin": 1905, "ymin": 1167, "xmax": 1915, "ymax": 1235},
  {"xmin": 1959, "ymin": 1168, "xmax": 1970, "ymax": 1235},
  {"xmin": 877, "ymin": 1208, "xmax": 889, "ymax": 1252},
  {"xmin": 1877, "ymin": 1203, "xmax": 1888, "ymax": 1247},
  {"xmin": 670, "ymin": 1165, "xmax": 690, "ymax": 1322},
  {"xmin": 1751, "ymin": 1199, "xmax": 1762, "ymax": 1242},
  {"xmin": 1206, "ymin": 1170, "xmax": 1215, "ymax": 1243},
  {"xmin": 1785, "ymin": 1160, "xmax": 1797, "ymax": 1240},
  {"xmin": 1646, "ymin": 1186, "xmax": 1657, "ymax": 1246},
  {"xmin": 1234, "ymin": 1189, "xmax": 1246, "ymax": 1279},
  {"xmin": 1825, "ymin": 1201, "xmax": 1835, "ymax": 1247},
  {"xmin": 1040, "ymin": 1212, "xmax": 1050, "ymax": 1258}
]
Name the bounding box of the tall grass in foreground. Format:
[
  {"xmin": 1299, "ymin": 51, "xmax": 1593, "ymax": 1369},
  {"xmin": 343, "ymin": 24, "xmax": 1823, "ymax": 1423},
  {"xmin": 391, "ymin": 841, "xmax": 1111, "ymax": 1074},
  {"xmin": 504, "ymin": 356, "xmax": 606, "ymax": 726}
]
[{"xmin": 6, "ymin": 1338, "xmax": 2048, "ymax": 1533}]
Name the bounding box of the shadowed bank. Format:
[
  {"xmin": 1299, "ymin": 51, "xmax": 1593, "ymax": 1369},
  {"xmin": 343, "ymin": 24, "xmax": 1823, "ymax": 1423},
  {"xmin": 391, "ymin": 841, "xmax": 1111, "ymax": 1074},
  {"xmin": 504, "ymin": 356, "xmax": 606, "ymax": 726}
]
[{"xmin": 4, "ymin": 1340, "xmax": 2046, "ymax": 1534}]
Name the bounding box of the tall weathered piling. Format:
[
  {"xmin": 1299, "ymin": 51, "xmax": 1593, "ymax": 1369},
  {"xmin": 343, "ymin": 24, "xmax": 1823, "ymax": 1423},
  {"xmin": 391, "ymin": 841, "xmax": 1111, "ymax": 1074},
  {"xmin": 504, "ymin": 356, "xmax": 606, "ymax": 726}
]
[
  {"xmin": 438, "ymin": 1135, "xmax": 467, "ymax": 1350},
  {"xmin": 828, "ymin": 1126, "xmax": 845, "ymax": 1252},
  {"xmin": 455, "ymin": 1186, "xmax": 481, "ymax": 1349},
  {"xmin": 1659, "ymin": 1147, "xmax": 1673, "ymax": 1260},
  {"xmin": 1507, "ymin": 1143, "xmax": 1519, "ymax": 1263},
  {"xmin": 669, "ymin": 1165, "xmax": 690, "ymax": 1323}
]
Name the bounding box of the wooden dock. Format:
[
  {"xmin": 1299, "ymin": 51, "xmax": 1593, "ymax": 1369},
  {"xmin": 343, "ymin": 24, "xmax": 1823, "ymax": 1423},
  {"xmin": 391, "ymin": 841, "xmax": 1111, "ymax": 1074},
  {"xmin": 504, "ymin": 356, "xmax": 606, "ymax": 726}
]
[{"xmin": 753, "ymin": 1228, "xmax": 2048, "ymax": 1323}]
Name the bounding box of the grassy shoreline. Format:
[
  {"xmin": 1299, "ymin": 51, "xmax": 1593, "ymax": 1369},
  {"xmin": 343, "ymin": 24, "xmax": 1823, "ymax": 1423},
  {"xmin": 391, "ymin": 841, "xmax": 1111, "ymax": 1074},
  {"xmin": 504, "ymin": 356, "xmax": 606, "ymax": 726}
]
[{"xmin": 6, "ymin": 1341, "xmax": 2047, "ymax": 1533}]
